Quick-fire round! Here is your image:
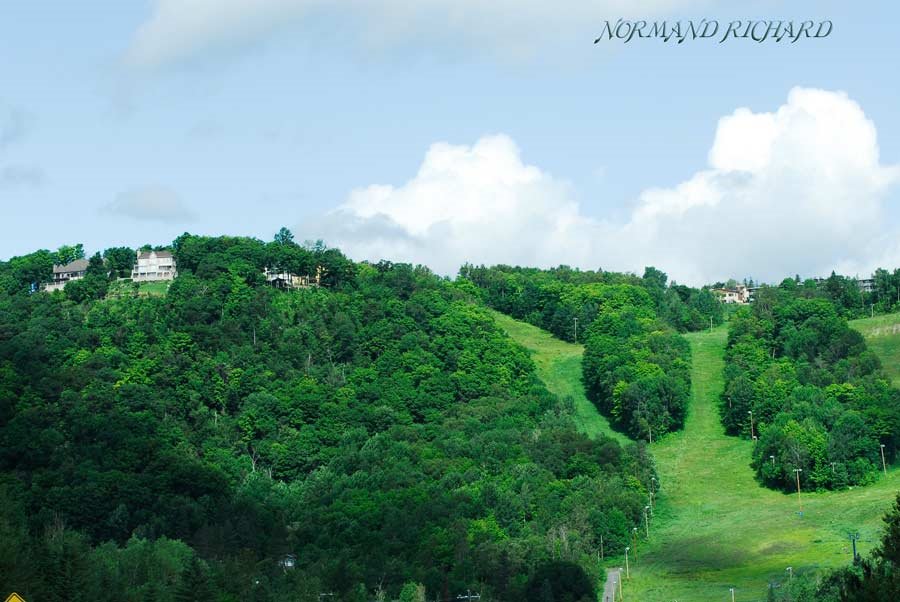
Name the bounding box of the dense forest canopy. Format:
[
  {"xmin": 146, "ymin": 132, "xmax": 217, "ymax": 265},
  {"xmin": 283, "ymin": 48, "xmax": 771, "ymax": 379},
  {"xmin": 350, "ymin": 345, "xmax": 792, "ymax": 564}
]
[
  {"xmin": 462, "ymin": 265, "xmax": 694, "ymax": 441},
  {"xmin": 722, "ymin": 283, "xmax": 900, "ymax": 492},
  {"xmin": 459, "ymin": 264, "xmax": 723, "ymax": 338},
  {"xmin": 0, "ymin": 233, "xmax": 656, "ymax": 602}
]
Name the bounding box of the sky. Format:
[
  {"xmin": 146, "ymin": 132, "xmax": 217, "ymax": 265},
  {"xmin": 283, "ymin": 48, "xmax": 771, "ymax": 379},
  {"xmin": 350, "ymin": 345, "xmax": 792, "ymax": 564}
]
[{"xmin": 1, "ymin": 0, "xmax": 899, "ymax": 284}]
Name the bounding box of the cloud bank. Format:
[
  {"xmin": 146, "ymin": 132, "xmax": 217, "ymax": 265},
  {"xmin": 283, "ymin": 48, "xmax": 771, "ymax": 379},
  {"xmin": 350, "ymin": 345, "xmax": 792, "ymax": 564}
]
[
  {"xmin": 315, "ymin": 88, "xmax": 900, "ymax": 285},
  {"xmin": 127, "ymin": 0, "xmax": 708, "ymax": 68},
  {"xmin": 102, "ymin": 186, "xmax": 195, "ymax": 223}
]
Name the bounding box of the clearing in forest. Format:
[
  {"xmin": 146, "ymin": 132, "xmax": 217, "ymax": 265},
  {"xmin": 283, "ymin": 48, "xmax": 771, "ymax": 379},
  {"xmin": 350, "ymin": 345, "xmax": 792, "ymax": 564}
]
[{"xmin": 496, "ymin": 315, "xmax": 900, "ymax": 602}]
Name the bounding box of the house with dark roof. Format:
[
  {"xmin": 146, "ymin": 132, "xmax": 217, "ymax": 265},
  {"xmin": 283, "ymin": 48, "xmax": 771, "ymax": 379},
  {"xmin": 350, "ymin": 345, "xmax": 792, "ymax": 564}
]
[{"xmin": 43, "ymin": 258, "xmax": 90, "ymax": 292}]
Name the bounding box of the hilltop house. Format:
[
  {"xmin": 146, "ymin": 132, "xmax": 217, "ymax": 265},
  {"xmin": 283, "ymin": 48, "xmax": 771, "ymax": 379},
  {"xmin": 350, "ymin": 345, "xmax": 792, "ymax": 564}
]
[
  {"xmin": 43, "ymin": 258, "xmax": 90, "ymax": 292},
  {"xmin": 132, "ymin": 250, "xmax": 177, "ymax": 282},
  {"xmin": 712, "ymin": 284, "xmax": 751, "ymax": 304},
  {"xmin": 812, "ymin": 275, "xmax": 877, "ymax": 293},
  {"xmin": 263, "ymin": 267, "xmax": 320, "ymax": 290}
]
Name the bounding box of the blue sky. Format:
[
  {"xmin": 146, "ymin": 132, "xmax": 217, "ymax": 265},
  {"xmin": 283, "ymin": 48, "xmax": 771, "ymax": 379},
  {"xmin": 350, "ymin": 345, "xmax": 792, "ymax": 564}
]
[{"xmin": 1, "ymin": 0, "xmax": 898, "ymax": 284}]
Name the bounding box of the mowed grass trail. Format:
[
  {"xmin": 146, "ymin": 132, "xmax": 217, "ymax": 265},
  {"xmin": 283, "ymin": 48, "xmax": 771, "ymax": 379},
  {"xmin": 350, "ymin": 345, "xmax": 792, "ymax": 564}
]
[
  {"xmin": 626, "ymin": 328, "xmax": 899, "ymax": 601},
  {"xmin": 851, "ymin": 313, "xmax": 900, "ymax": 386},
  {"xmin": 495, "ymin": 313, "xmax": 900, "ymax": 601},
  {"xmin": 491, "ymin": 311, "xmax": 629, "ymax": 445}
]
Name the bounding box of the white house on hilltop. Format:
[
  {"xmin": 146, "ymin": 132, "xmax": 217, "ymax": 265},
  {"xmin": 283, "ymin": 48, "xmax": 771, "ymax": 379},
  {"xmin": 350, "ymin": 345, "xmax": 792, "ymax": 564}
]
[
  {"xmin": 132, "ymin": 250, "xmax": 177, "ymax": 282},
  {"xmin": 712, "ymin": 284, "xmax": 751, "ymax": 304}
]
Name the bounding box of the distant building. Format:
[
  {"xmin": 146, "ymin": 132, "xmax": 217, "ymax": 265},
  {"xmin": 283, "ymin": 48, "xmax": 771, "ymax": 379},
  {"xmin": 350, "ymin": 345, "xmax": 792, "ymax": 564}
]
[
  {"xmin": 858, "ymin": 278, "xmax": 875, "ymax": 294},
  {"xmin": 263, "ymin": 267, "xmax": 319, "ymax": 290},
  {"xmin": 43, "ymin": 258, "xmax": 90, "ymax": 292},
  {"xmin": 132, "ymin": 250, "xmax": 177, "ymax": 282},
  {"xmin": 712, "ymin": 284, "xmax": 751, "ymax": 304},
  {"xmin": 812, "ymin": 275, "xmax": 876, "ymax": 294},
  {"xmin": 278, "ymin": 554, "xmax": 296, "ymax": 571}
]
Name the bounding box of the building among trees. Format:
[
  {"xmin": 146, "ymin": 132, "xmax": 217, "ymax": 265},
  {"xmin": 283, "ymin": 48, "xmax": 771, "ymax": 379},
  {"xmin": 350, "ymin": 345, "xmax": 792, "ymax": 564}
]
[
  {"xmin": 132, "ymin": 250, "xmax": 177, "ymax": 282},
  {"xmin": 712, "ymin": 284, "xmax": 751, "ymax": 304},
  {"xmin": 263, "ymin": 266, "xmax": 321, "ymax": 289},
  {"xmin": 43, "ymin": 258, "xmax": 90, "ymax": 291}
]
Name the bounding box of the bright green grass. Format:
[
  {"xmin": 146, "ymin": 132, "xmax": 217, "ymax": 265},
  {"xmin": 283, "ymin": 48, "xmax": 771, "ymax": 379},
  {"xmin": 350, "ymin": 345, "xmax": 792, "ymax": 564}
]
[
  {"xmin": 625, "ymin": 327, "xmax": 899, "ymax": 601},
  {"xmin": 491, "ymin": 311, "xmax": 629, "ymax": 445},
  {"xmin": 494, "ymin": 314, "xmax": 900, "ymax": 602},
  {"xmin": 107, "ymin": 279, "xmax": 171, "ymax": 297},
  {"xmin": 850, "ymin": 313, "xmax": 900, "ymax": 387}
]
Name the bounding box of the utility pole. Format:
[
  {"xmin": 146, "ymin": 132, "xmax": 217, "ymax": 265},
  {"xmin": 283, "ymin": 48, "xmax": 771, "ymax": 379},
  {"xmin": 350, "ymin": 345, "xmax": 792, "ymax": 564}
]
[
  {"xmin": 786, "ymin": 567, "xmax": 793, "ymax": 583},
  {"xmin": 850, "ymin": 533, "xmax": 860, "ymax": 564},
  {"xmin": 831, "ymin": 462, "xmax": 836, "ymax": 475},
  {"xmin": 632, "ymin": 528, "xmax": 638, "ymax": 561},
  {"xmin": 644, "ymin": 506, "xmax": 651, "ymax": 539},
  {"xmin": 618, "ymin": 568, "xmax": 624, "ymax": 599},
  {"xmin": 574, "ymin": 317, "xmax": 578, "ymax": 341},
  {"xmin": 770, "ymin": 455, "xmax": 775, "ymax": 467},
  {"xmin": 881, "ymin": 444, "xmax": 888, "ymax": 476},
  {"xmin": 730, "ymin": 587, "xmax": 735, "ymax": 602},
  {"xmin": 624, "ymin": 547, "xmax": 630, "ymax": 579},
  {"xmin": 747, "ymin": 410, "xmax": 755, "ymax": 440},
  {"xmin": 600, "ymin": 535, "xmax": 604, "ymax": 560},
  {"xmin": 793, "ymin": 468, "xmax": 803, "ymax": 512}
]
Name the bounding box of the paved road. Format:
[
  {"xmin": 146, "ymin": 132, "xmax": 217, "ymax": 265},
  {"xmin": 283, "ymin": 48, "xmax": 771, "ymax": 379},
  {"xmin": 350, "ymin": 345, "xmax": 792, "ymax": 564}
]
[{"xmin": 602, "ymin": 568, "xmax": 621, "ymax": 602}]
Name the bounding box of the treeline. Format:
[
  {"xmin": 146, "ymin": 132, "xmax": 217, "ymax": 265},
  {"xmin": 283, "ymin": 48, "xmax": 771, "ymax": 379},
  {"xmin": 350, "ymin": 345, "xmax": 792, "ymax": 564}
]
[
  {"xmin": 766, "ymin": 493, "xmax": 900, "ymax": 601},
  {"xmin": 459, "ymin": 264, "xmax": 722, "ymax": 339},
  {"xmin": 721, "ymin": 284, "xmax": 900, "ymax": 491},
  {"xmin": 758, "ymin": 269, "xmax": 900, "ymax": 319},
  {"xmin": 461, "ymin": 265, "xmax": 693, "ymax": 441},
  {"xmin": 0, "ymin": 228, "xmax": 355, "ymax": 301},
  {"xmin": 0, "ymin": 233, "xmax": 656, "ymax": 601}
]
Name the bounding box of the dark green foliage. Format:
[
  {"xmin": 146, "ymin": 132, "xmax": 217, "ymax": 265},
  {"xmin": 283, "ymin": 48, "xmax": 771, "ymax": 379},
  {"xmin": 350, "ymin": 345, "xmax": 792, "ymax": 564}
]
[
  {"xmin": 0, "ymin": 236, "xmax": 656, "ymax": 601},
  {"xmin": 461, "ymin": 264, "xmax": 692, "ymax": 440},
  {"xmin": 523, "ymin": 561, "xmax": 595, "ymax": 602},
  {"xmin": 721, "ymin": 284, "xmax": 900, "ymax": 491},
  {"xmin": 459, "ymin": 264, "xmax": 722, "ymax": 340},
  {"xmin": 102, "ymin": 247, "xmax": 137, "ymax": 279},
  {"xmin": 174, "ymin": 557, "xmax": 214, "ymax": 602},
  {"xmin": 581, "ymin": 305, "xmax": 691, "ymax": 440}
]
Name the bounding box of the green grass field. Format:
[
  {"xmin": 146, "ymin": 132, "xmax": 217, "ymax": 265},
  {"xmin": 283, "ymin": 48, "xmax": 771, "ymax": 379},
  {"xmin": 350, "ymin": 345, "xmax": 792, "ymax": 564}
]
[
  {"xmin": 495, "ymin": 315, "xmax": 900, "ymax": 602},
  {"xmin": 851, "ymin": 313, "xmax": 900, "ymax": 387},
  {"xmin": 107, "ymin": 279, "xmax": 171, "ymax": 297}
]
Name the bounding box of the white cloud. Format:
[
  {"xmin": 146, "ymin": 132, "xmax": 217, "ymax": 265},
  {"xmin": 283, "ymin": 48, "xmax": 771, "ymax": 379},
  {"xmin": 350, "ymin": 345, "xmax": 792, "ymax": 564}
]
[
  {"xmin": 314, "ymin": 88, "xmax": 900, "ymax": 285},
  {"xmin": 126, "ymin": 0, "xmax": 710, "ymax": 68},
  {"xmin": 102, "ymin": 186, "xmax": 195, "ymax": 223}
]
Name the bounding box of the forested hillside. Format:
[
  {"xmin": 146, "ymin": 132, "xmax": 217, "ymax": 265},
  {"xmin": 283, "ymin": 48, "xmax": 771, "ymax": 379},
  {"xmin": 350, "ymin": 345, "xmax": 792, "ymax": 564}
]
[
  {"xmin": 721, "ymin": 282, "xmax": 900, "ymax": 491},
  {"xmin": 0, "ymin": 233, "xmax": 656, "ymax": 602},
  {"xmin": 462, "ymin": 265, "xmax": 695, "ymax": 441}
]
